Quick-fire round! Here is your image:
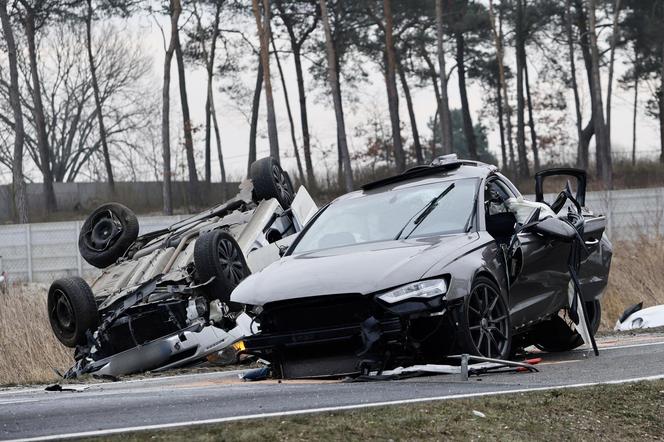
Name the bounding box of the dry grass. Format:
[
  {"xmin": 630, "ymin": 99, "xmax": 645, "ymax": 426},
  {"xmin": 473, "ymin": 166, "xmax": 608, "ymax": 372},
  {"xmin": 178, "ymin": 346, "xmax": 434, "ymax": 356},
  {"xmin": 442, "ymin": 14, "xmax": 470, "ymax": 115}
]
[
  {"xmin": 1, "ymin": 238, "xmax": 663, "ymax": 386},
  {"xmin": 601, "ymin": 236, "xmax": 664, "ymax": 330},
  {"xmin": 0, "ymin": 284, "xmax": 73, "ymax": 386}
]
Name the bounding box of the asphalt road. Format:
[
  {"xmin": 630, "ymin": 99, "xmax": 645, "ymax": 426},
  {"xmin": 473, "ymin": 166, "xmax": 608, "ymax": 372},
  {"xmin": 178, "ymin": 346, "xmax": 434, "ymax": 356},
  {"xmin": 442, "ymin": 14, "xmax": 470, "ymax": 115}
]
[{"xmin": 2, "ymin": 333, "xmax": 664, "ymax": 441}]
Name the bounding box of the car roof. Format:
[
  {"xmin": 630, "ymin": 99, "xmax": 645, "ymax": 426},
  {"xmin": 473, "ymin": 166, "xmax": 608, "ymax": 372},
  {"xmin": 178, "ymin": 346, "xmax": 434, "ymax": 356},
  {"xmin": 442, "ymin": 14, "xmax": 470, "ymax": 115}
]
[{"xmin": 333, "ymin": 160, "xmax": 497, "ymax": 203}]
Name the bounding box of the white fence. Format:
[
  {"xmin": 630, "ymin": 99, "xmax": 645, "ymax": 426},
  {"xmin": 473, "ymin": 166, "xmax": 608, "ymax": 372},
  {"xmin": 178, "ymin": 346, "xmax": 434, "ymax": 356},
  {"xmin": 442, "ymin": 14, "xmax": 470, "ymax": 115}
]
[
  {"xmin": 0, "ymin": 187, "xmax": 663, "ymax": 283},
  {"xmin": 0, "ymin": 215, "xmax": 187, "ymax": 284}
]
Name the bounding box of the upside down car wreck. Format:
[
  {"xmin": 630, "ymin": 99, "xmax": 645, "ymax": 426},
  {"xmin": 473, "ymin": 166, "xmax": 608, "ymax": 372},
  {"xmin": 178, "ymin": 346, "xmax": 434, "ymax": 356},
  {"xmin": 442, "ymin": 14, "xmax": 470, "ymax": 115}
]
[
  {"xmin": 47, "ymin": 157, "xmax": 317, "ymax": 378},
  {"xmin": 232, "ymin": 157, "xmax": 612, "ymax": 378}
]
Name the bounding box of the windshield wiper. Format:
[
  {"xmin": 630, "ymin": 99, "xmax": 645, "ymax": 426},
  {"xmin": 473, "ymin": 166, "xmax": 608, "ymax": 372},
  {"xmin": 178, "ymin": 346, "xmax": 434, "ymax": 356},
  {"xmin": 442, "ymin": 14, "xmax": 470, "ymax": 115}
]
[{"xmin": 394, "ymin": 183, "xmax": 456, "ymax": 240}]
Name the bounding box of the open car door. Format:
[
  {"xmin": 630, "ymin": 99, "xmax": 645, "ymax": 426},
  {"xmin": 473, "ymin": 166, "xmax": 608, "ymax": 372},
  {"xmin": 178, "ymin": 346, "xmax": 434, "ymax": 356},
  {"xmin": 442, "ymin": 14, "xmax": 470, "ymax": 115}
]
[{"xmin": 534, "ymin": 168, "xmax": 610, "ymax": 303}]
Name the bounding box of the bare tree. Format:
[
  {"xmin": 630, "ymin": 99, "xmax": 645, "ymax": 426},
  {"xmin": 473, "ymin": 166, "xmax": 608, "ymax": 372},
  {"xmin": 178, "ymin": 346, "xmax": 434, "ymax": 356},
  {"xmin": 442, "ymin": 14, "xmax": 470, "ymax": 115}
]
[
  {"xmin": 161, "ymin": 0, "xmax": 181, "ymax": 214},
  {"xmin": 252, "ymin": 0, "xmax": 280, "ymax": 160},
  {"xmin": 319, "ymin": 0, "xmax": 353, "ymax": 191},
  {"xmin": 0, "ymin": 0, "xmax": 28, "ymax": 223},
  {"xmin": 270, "ymin": 34, "xmax": 305, "ymax": 182},
  {"xmin": 16, "ymin": 0, "xmax": 57, "ymax": 211},
  {"xmin": 435, "ymin": 0, "xmax": 453, "ymax": 155},
  {"xmin": 384, "ymin": 0, "xmax": 405, "ymax": 171},
  {"xmin": 565, "ymin": 0, "xmax": 585, "ymax": 169},
  {"xmin": 515, "ymin": 0, "xmax": 529, "ymax": 177},
  {"xmin": 84, "ymin": 0, "xmax": 114, "ymax": 192},
  {"xmin": 605, "ymin": 0, "xmax": 622, "ymax": 147},
  {"xmin": 248, "ymin": 56, "xmax": 263, "ymax": 175},
  {"xmin": 587, "ymin": 0, "xmax": 612, "ymax": 187},
  {"xmin": 274, "ymin": 0, "xmax": 318, "ymax": 189},
  {"xmin": 174, "ymin": 22, "xmax": 199, "ymax": 194}
]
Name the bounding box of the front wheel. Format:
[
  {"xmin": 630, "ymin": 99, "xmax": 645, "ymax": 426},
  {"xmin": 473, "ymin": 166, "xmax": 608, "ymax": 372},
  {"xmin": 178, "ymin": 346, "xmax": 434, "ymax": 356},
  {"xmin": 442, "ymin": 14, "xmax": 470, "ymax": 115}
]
[{"xmin": 455, "ymin": 276, "xmax": 512, "ymax": 360}]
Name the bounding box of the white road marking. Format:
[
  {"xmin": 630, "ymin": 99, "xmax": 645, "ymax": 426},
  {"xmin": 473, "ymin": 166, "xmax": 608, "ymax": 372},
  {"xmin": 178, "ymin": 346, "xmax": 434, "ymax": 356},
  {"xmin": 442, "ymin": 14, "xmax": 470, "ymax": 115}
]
[{"xmin": 5, "ymin": 373, "xmax": 664, "ymax": 442}]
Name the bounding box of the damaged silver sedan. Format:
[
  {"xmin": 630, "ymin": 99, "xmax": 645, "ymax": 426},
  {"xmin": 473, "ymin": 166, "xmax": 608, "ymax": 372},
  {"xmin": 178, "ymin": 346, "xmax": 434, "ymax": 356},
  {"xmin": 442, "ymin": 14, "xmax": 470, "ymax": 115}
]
[
  {"xmin": 47, "ymin": 157, "xmax": 317, "ymax": 378},
  {"xmin": 233, "ymin": 157, "xmax": 612, "ymax": 378}
]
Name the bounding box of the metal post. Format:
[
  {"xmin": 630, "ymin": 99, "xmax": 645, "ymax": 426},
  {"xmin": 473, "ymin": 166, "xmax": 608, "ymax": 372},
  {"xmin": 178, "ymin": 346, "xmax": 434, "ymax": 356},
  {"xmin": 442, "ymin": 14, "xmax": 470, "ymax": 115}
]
[
  {"xmin": 25, "ymin": 224, "xmax": 33, "ymax": 283},
  {"xmin": 460, "ymin": 353, "xmax": 469, "ymax": 381}
]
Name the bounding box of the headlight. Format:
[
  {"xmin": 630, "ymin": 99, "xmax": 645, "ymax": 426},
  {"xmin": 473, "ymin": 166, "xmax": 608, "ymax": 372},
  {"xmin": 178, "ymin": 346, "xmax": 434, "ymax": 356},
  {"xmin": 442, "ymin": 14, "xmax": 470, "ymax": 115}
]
[{"xmin": 377, "ymin": 279, "xmax": 447, "ymax": 304}]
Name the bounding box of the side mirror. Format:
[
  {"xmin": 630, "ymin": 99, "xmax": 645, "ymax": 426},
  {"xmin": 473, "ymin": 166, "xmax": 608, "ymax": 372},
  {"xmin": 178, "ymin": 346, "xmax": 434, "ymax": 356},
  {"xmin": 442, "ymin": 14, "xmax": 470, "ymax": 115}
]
[{"xmin": 531, "ymin": 217, "xmax": 576, "ymax": 242}]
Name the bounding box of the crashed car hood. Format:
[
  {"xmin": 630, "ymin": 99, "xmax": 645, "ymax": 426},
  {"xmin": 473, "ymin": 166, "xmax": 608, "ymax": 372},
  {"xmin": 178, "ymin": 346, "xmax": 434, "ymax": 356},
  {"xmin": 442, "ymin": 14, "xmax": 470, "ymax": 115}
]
[{"xmin": 231, "ymin": 232, "xmax": 479, "ymax": 306}]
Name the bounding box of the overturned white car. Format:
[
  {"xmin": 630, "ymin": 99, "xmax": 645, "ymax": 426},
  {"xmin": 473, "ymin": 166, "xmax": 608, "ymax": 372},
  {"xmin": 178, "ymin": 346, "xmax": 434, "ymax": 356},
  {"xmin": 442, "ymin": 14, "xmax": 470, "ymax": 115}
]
[{"xmin": 46, "ymin": 157, "xmax": 317, "ymax": 378}]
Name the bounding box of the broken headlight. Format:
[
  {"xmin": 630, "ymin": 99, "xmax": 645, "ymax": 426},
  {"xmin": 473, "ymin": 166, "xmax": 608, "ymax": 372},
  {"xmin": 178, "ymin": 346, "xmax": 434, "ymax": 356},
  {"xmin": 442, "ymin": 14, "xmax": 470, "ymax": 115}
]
[{"xmin": 377, "ymin": 279, "xmax": 447, "ymax": 304}]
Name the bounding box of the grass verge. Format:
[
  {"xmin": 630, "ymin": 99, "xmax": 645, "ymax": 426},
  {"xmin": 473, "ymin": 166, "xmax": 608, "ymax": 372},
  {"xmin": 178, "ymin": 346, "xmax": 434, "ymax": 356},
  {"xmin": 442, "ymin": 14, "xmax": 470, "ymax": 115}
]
[{"xmin": 95, "ymin": 380, "xmax": 664, "ymax": 441}]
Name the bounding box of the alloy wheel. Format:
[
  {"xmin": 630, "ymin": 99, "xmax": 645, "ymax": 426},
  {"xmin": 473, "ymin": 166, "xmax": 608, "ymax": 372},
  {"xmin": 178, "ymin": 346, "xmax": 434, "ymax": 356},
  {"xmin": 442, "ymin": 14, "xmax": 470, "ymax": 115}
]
[{"xmin": 466, "ymin": 283, "xmax": 510, "ymax": 358}]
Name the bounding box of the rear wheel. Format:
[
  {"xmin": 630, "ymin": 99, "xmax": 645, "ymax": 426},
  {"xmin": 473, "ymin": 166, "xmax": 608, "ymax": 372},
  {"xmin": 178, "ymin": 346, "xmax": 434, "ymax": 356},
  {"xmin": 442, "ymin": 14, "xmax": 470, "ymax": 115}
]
[
  {"xmin": 250, "ymin": 157, "xmax": 294, "ymax": 209},
  {"xmin": 534, "ymin": 301, "xmax": 602, "ymax": 352},
  {"xmin": 194, "ymin": 230, "xmax": 250, "ymax": 302},
  {"xmin": 47, "ymin": 277, "xmax": 99, "ymax": 348},
  {"xmin": 78, "ymin": 203, "xmax": 139, "ymax": 268},
  {"xmin": 456, "ymin": 276, "xmax": 512, "ymax": 360}
]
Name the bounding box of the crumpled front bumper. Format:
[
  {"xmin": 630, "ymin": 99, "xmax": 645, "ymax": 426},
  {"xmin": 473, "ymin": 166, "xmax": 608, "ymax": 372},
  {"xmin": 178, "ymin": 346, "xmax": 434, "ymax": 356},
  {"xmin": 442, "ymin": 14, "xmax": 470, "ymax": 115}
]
[{"xmin": 66, "ymin": 313, "xmax": 254, "ymax": 378}]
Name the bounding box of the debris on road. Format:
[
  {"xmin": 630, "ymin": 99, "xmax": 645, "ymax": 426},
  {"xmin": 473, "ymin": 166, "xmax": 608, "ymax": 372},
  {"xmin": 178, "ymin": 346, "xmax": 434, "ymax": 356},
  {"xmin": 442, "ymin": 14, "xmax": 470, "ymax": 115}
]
[{"xmin": 615, "ymin": 303, "xmax": 664, "ymax": 331}]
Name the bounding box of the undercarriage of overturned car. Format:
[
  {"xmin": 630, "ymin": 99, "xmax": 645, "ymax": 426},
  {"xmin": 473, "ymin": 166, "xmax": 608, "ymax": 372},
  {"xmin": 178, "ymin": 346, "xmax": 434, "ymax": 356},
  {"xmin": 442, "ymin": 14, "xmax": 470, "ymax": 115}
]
[{"xmin": 233, "ymin": 157, "xmax": 612, "ymax": 379}]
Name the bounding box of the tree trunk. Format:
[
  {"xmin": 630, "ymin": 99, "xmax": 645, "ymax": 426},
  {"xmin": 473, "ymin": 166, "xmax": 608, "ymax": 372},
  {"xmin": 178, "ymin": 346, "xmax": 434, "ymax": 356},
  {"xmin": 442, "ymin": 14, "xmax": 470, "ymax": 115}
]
[
  {"xmin": 524, "ymin": 55, "xmax": 539, "ymax": 171},
  {"xmin": 397, "ymin": 60, "xmax": 423, "ymax": 165},
  {"xmin": 382, "ymin": 0, "xmax": 405, "ymax": 171},
  {"xmin": 320, "ymin": 0, "xmax": 353, "ymax": 191},
  {"xmin": 277, "ymin": 0, "xmax": 318, "ymax": 190},
  {"xmin": 605, "ymin": 0, "xmax": 622, "ymax": 145},
  {"xmin": 248, "ymin": 57, "xmax": 263, "ymax": 176},
  {"xmin": 435, "ymin": 0, "xmax": 453, "ymax": 155},
  {"xmin": 23, "ymin": 9, "xmax": 57, "ymax": 211},
  {"xmin": 85, "ymin": 0, "xmax": 114, "ymax": 192},
  {"xmin": 496, "ymin": 82, "xmax": 507, "ymax": 170},
  {"xmin": 252, "ymin": 0, "xmax": 280, "ymax": 161},
  {"xmin": 174, "ymin": 32, "xmax": 198, "ymax": 190},
  {"xmin": 455, "ymin": 32, "xmax": 479, "ymax": 160},
  {"xmin": 566, "ymin": 0, "xmax": 585, "ymax": 169},
  {"xmin": 203, "ymin": 5, "xmax": 221, "ymax": 184},
  {"xmin": 420, "ymin": 44, "xmax": 441, "ymax": 158},
  {"xmin": 488, "ymin": 0, "xmax": 515, "ymax": 172},
  {"xmin": 515, "ymin": 0, "xmax": 529, "ymax": 177},
  {"xmin": 210, "ymin": 92, "xmax": 226, "ymax": 199},
  {"xmin": 587, "ymin": 0, "xmax": 612, "ymax": 187},
  {"xmin": 271, "ymin": 34, "xmax": 305, "ymax": 183},
  {"xmin": 161, "ymin": 0, "xmax": 181, "ymax": 215},
  {"xmin": 0, "ymin": 0, "xmax": 28, "ymax": 223},
  {"xmin": 575, "ymin": 0, "xmax": 602, "ymax": 176},
  {"xmin": 632, "ymin": 66, "xmax": 638, "ymax": 166}
]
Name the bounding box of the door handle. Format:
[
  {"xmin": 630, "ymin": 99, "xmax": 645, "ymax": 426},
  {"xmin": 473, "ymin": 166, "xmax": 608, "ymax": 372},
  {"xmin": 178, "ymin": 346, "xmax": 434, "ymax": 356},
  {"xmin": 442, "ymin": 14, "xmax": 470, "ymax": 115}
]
[{"xmin": 585, "ymin": 238, "xmax": 599, "ymax": 246}]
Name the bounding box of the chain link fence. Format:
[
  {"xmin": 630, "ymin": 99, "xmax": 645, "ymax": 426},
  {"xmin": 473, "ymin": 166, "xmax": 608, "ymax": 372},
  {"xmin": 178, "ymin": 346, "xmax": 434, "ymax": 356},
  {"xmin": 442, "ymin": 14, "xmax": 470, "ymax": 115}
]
[{"xmin": 0, "ymin": 187, "xmax": 662, "ymax": 284}]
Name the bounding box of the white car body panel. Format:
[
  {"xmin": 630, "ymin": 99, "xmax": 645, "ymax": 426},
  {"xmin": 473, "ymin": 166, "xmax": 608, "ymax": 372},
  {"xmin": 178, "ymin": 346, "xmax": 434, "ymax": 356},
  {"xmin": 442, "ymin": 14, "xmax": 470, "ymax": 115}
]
[{"xmin": 614, "ymin": 305, "xmax": 664, "ymax": 331}]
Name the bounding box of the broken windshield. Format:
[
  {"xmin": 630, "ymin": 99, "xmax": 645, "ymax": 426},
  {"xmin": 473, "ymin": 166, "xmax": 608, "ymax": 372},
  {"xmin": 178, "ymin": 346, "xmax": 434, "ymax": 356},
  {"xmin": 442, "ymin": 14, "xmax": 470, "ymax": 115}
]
[{"xmin": 292, "ymin": 178, "xmax": 478, "ymax": 253}]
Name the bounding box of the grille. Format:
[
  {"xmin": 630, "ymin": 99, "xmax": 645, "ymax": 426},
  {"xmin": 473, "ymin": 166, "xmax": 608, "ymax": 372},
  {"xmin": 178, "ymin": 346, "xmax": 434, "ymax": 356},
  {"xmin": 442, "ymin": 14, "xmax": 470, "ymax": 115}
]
[{"xmin": 260, "ymin": 294, "xmax": 372, "ymax": 333}]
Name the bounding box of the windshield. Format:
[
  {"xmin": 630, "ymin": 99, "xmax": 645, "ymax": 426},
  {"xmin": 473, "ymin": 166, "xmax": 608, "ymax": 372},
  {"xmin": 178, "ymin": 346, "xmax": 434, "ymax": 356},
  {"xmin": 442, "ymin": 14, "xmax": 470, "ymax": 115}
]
[{"xmin": 292, "ymin": 178, "xmax": 478, "ymax": 254}]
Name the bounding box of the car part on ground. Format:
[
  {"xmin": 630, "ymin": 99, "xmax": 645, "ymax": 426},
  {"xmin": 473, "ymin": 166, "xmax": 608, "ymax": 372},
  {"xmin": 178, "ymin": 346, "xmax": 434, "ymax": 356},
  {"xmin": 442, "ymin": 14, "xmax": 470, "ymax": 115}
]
[
  {"xmin": 47, "ymin": 157, "xmax": 318, "ymax": 378},
  {"xmin": 233, "ymin": 157, "xmax": 612, "ymax": 379},
  {"xmin": 614, "ymin": 303, "xmax": 664, "ymax": 331}
]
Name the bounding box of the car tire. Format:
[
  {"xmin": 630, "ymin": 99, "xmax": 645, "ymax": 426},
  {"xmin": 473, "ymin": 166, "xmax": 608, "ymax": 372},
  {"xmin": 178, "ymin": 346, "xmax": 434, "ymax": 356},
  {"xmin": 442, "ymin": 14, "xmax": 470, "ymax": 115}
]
[
  {"xmin": 79, "ymin": 203, "xmax": 139, "ymax": 268},
  {"xmin": 455, "ymin": 276, "xmax": 512, "ymax": 360},
  {"xmin": 250, "ymin": 157, "xmax": 294, "ymax": 209},
  {"xmin": 534, "ymin": 300, "xmax": 602, "ymax": 352},
  {"xmin": 48, "ymin": 277, "xmax": 99, "ymax": 348},
  {"xmin": 194, "ymin": 230, "xmax": 250, "ymax": 302}
]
